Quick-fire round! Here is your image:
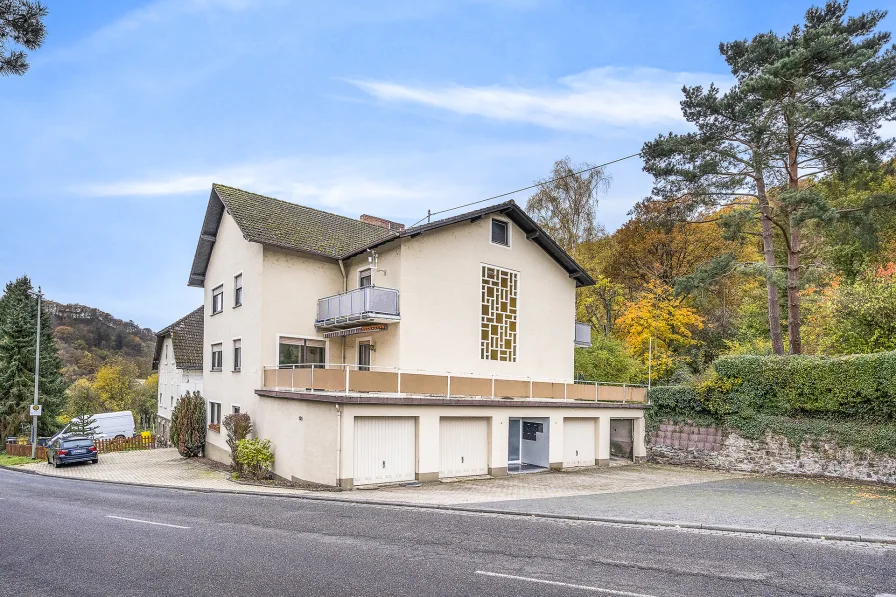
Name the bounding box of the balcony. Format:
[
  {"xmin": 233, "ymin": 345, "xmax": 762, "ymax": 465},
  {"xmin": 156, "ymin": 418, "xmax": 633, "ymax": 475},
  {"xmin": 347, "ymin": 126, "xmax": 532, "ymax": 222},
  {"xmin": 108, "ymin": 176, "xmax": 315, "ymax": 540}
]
[
  {"xmin": 574, "ymin": 321, "xmax": 592, "ymax": 348},
  {"xmin": 262, "ymin": 364, "xmax": 648, "ymax": 404},
  {"xmin": 315, "ymin": 286, "xmax": 400, "ymax": 330}
]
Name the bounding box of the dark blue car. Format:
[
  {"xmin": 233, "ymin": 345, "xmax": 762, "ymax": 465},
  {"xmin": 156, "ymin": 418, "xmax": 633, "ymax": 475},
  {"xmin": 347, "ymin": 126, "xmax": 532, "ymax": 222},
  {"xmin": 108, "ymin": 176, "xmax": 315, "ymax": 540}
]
[{"xmin": 46, "ymin": 436, "xmax": 98, "ymax": 468}]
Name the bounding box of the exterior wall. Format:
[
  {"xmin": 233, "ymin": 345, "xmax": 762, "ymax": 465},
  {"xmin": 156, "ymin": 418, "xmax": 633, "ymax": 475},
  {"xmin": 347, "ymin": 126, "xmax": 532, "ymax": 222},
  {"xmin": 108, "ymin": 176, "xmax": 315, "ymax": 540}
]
[
  {"xmin": 157, "ymin": 337, "xmax": 181, "ymax": 420},
  {"xmin": 255, "ymin": 396, "xmax": 338, "ymax": 484},
  {"xmin": 327, "ymin": 403, "xmax": 646, "ymax": 487},
  {"xmin": 202, "ymin": 212, "xmax": 265, "ymax": 462},
  {"xmin": 397, "ymin": 216, "xmax": 576, "ymax": 381},
  {"xmin": 156, "ymin": 336, "xmax": 203, "ymax": 423}
]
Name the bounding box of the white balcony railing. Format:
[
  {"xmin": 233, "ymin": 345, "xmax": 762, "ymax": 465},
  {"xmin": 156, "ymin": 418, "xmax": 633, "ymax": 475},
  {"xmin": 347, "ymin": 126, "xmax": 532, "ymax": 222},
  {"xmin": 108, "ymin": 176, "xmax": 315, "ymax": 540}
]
[{"xmin": 315, "ymin": 286, "xmax": 400, "ymax": 330}]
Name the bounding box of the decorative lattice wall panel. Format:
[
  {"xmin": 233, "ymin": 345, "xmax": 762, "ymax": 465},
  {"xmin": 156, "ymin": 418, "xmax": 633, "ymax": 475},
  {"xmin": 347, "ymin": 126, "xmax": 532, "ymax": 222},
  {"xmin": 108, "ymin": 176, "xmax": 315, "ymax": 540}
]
[{"xmin": 480, "ymin": 265, "xmax": 518, "ymax": 362}]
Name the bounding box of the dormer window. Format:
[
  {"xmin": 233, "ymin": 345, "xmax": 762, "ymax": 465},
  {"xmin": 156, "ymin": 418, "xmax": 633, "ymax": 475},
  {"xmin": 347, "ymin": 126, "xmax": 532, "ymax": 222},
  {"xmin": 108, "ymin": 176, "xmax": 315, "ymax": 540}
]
[{"xmin": 491, "ymin": 218, "xmax": 509, "ymax": 247}]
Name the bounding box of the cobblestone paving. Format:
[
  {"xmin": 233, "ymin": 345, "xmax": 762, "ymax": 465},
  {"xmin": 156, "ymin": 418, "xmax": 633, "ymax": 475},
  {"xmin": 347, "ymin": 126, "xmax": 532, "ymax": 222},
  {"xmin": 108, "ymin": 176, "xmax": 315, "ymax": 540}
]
[{"xmin": 17, "ymin": 449, "xmax": 304, "ymax": 495}]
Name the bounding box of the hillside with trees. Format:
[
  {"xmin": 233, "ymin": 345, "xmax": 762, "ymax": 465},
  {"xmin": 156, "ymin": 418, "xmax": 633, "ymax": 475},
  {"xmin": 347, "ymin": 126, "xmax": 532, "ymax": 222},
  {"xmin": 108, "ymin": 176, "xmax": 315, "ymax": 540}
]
[
  {"xmin": 0, "ymin": 277, "xmax": 159, "ymax": 439},
  {"xmin": 556, "ymin": 1, "xmax": 896, "ymax": 385},
  {"xmin": 48, "ymin": 301, "xmax": 155, "ymax": 382}
]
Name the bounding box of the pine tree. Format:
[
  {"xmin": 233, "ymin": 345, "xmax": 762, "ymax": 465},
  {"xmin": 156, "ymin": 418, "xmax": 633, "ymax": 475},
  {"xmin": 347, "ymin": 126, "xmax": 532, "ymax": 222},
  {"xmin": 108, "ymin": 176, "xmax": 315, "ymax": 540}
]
[
  {"xmin": 642, "ymin": 0, "xmax": 896, "ymax": 354},
  {"xmin": 0, "ymin": 277, "xmax": 65, "ymax": 440}
]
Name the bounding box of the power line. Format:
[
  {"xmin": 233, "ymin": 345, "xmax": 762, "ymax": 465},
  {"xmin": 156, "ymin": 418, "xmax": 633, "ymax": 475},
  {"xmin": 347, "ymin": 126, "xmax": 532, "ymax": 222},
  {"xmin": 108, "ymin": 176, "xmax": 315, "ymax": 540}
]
[{"xmin": 409, "ymin": 152, "xmax": 642, "ymax": 228}]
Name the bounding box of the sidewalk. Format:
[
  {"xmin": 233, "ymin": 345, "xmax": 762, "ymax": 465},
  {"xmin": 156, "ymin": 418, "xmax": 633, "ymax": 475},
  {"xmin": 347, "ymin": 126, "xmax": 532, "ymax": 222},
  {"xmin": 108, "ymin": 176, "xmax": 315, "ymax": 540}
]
[{"xmin": 12, "ymin": 448, "xmax": 896, "ymax": 541}]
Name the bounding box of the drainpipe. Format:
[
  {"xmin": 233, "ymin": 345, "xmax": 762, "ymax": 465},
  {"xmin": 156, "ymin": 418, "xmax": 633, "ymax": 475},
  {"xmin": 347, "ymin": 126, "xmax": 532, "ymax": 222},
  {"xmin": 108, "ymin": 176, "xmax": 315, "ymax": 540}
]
[
  {"xmin": 335, "ymin": 404, "xmax": 342, "ymax": 486},
  {"xmin": 339, "ymin": 259, "xmax": 347, "ymax": 365}
]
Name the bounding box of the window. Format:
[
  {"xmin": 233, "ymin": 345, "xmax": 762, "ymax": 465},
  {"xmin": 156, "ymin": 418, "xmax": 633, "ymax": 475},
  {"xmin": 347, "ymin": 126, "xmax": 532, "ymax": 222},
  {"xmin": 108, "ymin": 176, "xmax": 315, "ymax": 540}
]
[
  {"xmin": 234, "ymin": 274, "xmax": 242, "ymax": 307},
  {"xmin": 209, "ymin": 401, "xmax": 222, "ymax": 426},
  {"xmin": 212, "ymin": 285, "xmax": 224, "ymax": 314},
  {"xmin": 165, "ymin": 343, "xmax": 168, "ymax": 361},
  {"xmin": 278, "ymin": 337, "xmax": 326, "ymax": 367},
  {"xmin": 211, "ymin": 343, "xmax": 223, "ymax": 371},
  {"xmin": 170, "ymin": 395, "xmax": 174, "ymax": 408},
  {"xmin": 158, "ymin": 392, "xmax": 162, "ymax": 406},
  {"xmin": 491, "ymin": 218, "xmax": 509, "ymax": 247},
  {"xmin": 233, "ymin": 339, "xmax": 241, "ymax": 372},
  {"xmin": 232, "ymin": 404, "xmax": 241, "ymax": 414},
  {"xmin": 359, "ymin": 268, "xmax": 372, "ymax": 288}
]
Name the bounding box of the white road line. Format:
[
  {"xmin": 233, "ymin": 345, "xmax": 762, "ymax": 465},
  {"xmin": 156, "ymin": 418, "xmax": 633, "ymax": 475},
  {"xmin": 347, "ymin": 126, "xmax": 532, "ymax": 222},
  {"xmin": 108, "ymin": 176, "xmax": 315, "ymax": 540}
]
[
  {"xmin": 105, "ymin": 515, "xmax": 190, "ymax": 529},
  {"xmin": 475, "ymin": 571, "xmax": 660, "ymax": 597}
]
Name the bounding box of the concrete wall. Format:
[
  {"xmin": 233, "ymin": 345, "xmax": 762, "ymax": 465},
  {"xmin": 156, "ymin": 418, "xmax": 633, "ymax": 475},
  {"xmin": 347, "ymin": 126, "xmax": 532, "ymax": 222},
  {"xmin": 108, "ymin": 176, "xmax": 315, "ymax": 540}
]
[
  {"xmin": 326, "ymin": 403, "xmax": 646, "ymax": 487},
  {"xmin": 254, "ymin": 395, "xmax": 338, "ymax": 484},
  {"xmin": 202, "ymin": 211, "xmax": 265, "ymax": 462},
  {"xmin": 397, "ymin": 215, "xmax": 576, "ymax": 381}
]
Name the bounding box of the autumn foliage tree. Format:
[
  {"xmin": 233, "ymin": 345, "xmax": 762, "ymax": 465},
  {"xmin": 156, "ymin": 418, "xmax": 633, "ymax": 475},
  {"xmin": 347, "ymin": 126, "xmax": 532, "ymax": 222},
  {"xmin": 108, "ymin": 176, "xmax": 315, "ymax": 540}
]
[{"xmin": 615, "ymin": 281, "xmax": 704, "ymax": 381}]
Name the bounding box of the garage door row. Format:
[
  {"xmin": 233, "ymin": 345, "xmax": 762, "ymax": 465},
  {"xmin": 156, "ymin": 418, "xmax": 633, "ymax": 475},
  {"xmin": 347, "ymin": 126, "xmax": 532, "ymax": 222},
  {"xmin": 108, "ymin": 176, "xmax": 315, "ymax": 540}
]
[{"xmin": 352, "ymin": 415, "xmax": 634, "ymax": 486}]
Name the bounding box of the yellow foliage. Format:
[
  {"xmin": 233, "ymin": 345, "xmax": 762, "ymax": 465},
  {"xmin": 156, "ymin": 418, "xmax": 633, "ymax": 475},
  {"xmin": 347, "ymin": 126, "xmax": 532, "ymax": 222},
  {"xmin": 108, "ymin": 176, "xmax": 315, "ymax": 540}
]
[
  {"xmin": 93, "ymin": 359, "xmax": 138, "ymax": 412},
  {"xmin": 615, "ymin": 281, "xmax": 704, "ymax": 379}
]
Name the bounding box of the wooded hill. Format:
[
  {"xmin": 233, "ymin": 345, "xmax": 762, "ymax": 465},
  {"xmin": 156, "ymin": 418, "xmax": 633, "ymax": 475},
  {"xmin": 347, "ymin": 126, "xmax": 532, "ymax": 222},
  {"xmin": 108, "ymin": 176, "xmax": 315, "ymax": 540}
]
[{"xmin": 47, "ymin": 301, "xmax": 155, "ymax": 382}]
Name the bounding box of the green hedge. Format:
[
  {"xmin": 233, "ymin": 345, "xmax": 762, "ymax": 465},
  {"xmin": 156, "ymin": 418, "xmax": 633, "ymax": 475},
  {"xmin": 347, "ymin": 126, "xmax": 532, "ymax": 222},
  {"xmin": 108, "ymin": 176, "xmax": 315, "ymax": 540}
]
[
  {"xmin": 647, "ymin": 351, "xmax": 896, "ymax": 455},
  {"xmin": 709, "ymin": 351, "xmax": 896, "ymax": 420}
]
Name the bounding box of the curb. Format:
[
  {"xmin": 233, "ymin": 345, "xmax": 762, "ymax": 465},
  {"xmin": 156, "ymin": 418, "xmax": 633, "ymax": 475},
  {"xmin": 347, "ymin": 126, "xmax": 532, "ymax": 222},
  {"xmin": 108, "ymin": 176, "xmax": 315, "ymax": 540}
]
[{"xmin": 2, "ymin": 463, "xmax": 894, "ymax": 546}]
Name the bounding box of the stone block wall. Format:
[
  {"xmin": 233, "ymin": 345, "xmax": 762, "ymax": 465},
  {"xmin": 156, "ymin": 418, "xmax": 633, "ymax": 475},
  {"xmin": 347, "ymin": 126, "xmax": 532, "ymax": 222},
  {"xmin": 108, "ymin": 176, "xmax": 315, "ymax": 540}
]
[{"xmin": 649, "ymin": 420, "xmax": 896, "ymax": 484}]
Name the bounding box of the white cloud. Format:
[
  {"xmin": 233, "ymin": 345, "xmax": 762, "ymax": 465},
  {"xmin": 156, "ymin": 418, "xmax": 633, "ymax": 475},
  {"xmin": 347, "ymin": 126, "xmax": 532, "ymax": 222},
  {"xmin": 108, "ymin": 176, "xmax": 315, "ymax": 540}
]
[
  {"xmin": 75, "ymin": 155, "xmax": 483, "ymax": 221},
  {"xmin": 348, "ymin": 67, "xmax": 731, "ymax": 131}
]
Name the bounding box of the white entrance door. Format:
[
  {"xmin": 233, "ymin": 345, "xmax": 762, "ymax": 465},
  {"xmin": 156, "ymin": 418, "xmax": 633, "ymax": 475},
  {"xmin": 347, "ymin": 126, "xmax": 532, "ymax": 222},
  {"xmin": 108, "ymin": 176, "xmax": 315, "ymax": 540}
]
[
  {"xmin": 353, "ymin": 417, "xmax": 416, "ymax": 486},
  {"xmin": 439, "ymin": 417, "xmax": 489, "ymax": 478},
  {"xmin": 563, "ymin": 418, "xmax": 596, "ymax": 468}
]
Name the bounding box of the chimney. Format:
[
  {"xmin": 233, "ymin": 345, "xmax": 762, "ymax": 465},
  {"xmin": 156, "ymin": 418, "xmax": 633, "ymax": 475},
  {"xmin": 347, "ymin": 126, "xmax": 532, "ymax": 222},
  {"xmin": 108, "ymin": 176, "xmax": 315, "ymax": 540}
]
[{"xmin": 360, "ymin": 214, "xmax": 405, "ymax": 232}]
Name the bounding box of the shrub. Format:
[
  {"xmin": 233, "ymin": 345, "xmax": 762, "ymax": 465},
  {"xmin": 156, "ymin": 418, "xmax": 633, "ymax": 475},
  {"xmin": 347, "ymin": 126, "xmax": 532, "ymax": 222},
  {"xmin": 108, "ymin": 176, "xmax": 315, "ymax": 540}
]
[
  {"xmin": 223, "ymin": 412, "xmax": 253, "ymax": 473},
  {"xmin": 235, "ymin": 438, "xmax": 274, "ymax": 480},
  {"xmin": 574, "ymin": 332, "xmax": 644, "ymax": 383},
  {"xmin": 170, "ymin": 391, "xmax": 206, "ymax": 458}
]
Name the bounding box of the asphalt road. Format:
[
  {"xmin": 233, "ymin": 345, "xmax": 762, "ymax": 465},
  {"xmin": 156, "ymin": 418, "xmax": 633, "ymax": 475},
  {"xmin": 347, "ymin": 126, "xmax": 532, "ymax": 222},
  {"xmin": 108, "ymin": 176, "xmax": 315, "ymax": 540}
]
[{"xmin": 1, "ymin": 468, "xmax": 894, "ymax": 597}]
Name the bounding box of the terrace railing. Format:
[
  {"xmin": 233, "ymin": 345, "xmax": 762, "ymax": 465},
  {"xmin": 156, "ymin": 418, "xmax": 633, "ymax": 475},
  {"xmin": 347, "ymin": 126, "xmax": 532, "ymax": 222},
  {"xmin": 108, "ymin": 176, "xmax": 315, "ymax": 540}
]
[{"xmin": 262, "ymin": 364, "xmax": 648, "ymax": 404}]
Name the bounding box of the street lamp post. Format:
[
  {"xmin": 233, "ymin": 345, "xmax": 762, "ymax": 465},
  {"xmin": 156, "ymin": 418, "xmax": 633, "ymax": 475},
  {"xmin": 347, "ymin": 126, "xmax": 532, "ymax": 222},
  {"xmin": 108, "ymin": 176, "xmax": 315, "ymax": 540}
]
[{"xmin": 29, "ymin": 287, "xmax": 42, "ymax": 459}]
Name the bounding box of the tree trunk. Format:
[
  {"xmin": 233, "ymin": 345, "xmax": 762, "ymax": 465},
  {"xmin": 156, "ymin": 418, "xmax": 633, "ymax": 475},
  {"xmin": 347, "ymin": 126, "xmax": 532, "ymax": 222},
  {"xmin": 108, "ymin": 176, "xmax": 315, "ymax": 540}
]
[
  {"xmin": 786, "ymin": 127, "xmax": 802, "ymax": 354},
  {"xmin": 756, "ymin": 179, "xmax": 785, "ymax": 355}
]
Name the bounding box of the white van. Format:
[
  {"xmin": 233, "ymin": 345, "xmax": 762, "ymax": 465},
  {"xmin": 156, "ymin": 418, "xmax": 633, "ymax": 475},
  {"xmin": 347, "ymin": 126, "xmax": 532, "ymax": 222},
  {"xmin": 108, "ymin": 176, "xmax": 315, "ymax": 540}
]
[{"xmin": 90, "ymin": 411, "xmax": 136, "ymax": 440}]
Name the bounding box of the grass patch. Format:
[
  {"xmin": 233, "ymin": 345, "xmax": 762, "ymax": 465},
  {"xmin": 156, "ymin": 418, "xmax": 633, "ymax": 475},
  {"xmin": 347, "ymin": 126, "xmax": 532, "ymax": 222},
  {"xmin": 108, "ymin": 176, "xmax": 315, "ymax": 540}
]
[{"xmin": 0, "ymin": 452, "xmax": 39, "ymax": 466}]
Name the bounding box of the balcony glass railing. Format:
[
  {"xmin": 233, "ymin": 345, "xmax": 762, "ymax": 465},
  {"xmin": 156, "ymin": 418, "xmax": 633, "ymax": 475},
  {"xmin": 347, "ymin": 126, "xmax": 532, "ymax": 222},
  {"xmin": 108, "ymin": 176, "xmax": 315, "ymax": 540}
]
[
  {"xmin": 574, "ymin": 321, "xmax": 592, "ymax": 347},
  {"xmin": 315, "ymin": 286, "xmax": 400, "ymax": 329}
]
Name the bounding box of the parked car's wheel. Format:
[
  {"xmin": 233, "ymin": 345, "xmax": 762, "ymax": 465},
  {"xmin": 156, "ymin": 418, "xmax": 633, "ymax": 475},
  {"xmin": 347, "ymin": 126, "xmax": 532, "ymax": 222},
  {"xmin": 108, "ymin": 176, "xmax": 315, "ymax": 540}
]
[
  {"xmin": 114, "ymin": 435, "xmax": 125, "ymax": 440},
  {"xmin": 91, "ymin": 459, "xmax": 98, "ymax": 465}
]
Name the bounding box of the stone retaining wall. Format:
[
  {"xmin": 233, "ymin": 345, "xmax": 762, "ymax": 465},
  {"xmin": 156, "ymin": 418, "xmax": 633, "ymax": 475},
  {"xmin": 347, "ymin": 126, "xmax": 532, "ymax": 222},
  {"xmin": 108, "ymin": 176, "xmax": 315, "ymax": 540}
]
[{"xmin": 649, "ymin": 421, "xmax": 896, "ymax": 484}]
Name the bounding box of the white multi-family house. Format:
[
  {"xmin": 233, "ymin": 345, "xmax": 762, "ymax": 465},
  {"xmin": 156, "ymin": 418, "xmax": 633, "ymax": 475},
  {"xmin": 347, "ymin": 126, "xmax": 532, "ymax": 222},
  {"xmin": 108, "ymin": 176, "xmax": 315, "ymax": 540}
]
[
  {"xmin": 152, "ymin": 307, "xmax": 204, "ymax": 440},
  {"xmin": 187, "ymin": 184, "xmax": 647, "ymax": 488}
]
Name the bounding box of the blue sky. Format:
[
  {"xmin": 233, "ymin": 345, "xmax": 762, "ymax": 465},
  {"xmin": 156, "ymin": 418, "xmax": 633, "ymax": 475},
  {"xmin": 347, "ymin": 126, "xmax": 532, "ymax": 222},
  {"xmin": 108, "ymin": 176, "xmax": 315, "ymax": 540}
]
[{"xmin": 1, "ymin": 0, "xmax": 893, "ymax": 330}]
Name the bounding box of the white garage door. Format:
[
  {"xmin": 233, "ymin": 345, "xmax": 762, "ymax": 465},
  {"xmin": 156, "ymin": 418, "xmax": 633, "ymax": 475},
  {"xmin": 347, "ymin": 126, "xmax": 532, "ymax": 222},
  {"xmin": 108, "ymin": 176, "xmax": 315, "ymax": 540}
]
[
  {"xmin": 439, "ymin": 417, "xmax": 489, "ymax": 478},
  {"xmin": 353, "ymin": 417, "xmax": 416, "ymax": 486},
  {"xmin": 563, "ymin": 418, "xmax": 596, "ymax": 468}
]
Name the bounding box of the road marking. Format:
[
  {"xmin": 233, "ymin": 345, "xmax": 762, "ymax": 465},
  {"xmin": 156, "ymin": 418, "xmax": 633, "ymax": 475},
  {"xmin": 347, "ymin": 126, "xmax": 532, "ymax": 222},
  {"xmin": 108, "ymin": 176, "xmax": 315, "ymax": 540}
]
[
  {"xmin": 475, "ymin": 571, "xmax": 660, "ymax": 597},
  {"xmin": 106, "ymin": 515, "xmax": 190, "ymax": 529}
]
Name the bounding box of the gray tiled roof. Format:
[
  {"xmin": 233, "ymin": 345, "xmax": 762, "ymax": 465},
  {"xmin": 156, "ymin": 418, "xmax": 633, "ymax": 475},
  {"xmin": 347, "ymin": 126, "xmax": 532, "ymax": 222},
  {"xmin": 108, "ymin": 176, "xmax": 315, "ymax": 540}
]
[
  {"xmin": 213, "ymin": 184, "xmax": 397, "ymax": 259},
  {"xmin": 152, "ymin": 307, "xmax": 204, "ymax": 371}
]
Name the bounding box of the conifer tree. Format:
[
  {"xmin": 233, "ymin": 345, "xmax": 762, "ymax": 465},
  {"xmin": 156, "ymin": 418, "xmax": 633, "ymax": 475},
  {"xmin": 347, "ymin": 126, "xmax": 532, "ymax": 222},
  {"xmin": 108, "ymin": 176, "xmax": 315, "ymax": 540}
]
[
  {"xmin": 0, "ymin": 276, "xmax": 65, "ymax": 439},
  {"xmin": 642, "ymin": 0, "xmax": 896, "ymax": 354}
]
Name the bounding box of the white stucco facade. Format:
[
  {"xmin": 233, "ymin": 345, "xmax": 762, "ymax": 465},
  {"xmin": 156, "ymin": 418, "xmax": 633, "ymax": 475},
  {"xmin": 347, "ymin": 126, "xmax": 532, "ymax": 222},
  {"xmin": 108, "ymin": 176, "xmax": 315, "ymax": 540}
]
[{"xmin": 188, "ymin": 187, "xmax": 645, "ymax": 485}]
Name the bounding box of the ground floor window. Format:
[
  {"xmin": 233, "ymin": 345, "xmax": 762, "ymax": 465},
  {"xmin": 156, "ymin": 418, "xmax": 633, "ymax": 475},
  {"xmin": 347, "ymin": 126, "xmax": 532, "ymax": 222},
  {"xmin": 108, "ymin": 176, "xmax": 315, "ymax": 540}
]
[
  {"xmin": 209, "ymin": 401, "xmax": 222, "ymax": 426},
  {"xmin": 279, "ymin": 337, "xmax": 326, "ymax": 368}
]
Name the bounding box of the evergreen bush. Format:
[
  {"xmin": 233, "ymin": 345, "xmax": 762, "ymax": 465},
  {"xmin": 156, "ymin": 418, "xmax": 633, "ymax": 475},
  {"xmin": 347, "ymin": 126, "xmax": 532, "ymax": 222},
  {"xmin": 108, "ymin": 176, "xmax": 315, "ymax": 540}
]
[{"xmin": 170, "ymin": 391, "xmax": 206, "ymax": 458}]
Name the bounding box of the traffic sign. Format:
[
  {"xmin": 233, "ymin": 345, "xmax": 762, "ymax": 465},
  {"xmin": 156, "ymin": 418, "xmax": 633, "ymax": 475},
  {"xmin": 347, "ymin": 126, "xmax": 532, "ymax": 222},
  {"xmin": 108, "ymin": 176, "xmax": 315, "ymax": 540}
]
[{"xmin": 29, "ymin": 404, "xmax": 42, "ymax": 417}]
